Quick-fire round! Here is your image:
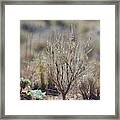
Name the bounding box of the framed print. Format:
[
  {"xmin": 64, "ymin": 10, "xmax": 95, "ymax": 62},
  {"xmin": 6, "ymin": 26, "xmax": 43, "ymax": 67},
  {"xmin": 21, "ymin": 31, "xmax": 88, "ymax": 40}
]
[{"xmin": 0, "ymin": 0, "xmax": 119, "ymax": 119}]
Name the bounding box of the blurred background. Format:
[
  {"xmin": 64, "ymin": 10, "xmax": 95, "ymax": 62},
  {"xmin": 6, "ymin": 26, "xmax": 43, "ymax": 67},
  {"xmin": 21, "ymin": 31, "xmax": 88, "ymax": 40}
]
[{"xmin": 20, "ymin": 20, "xmax": 100, "ymax": 61}]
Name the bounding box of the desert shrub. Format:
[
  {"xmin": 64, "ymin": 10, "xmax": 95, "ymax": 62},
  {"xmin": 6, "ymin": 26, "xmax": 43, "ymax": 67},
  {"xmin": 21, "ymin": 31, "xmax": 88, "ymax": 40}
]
[
  {"xmin": 79, "ymin": 61, "xmax": 100, "ymax": 100},
  {"xmin": 20, "ymin": 78, "xmax": 31, "ymax": 89}
]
